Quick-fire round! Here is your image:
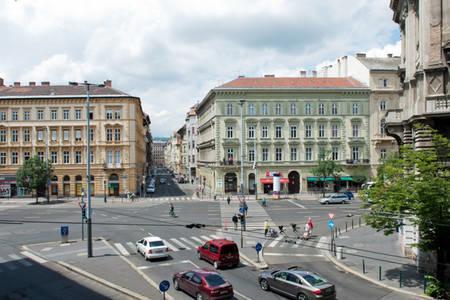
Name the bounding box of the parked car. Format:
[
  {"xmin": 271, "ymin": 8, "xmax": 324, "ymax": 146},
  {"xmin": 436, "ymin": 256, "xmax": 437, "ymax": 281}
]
[
  {"xmin": 197, "ymin": 239, "xmax": 239, "ymax": 269},
  {"xmin": 173, "ymin": 268, "xmax": 234, "ymax": 300},
  {"xmin": 258, "ymin": 267, "xmax": 336, "ymax": 300},
  {"xmin": 342, "ymin": 190, "xmax": 354, "ymax": 200},
  {"xmin": 319, "ymin": 193, "xmax": 350, "ymax": 205},
  {"xmin": 136, "ymin": 237, "xmax": 169, "ymax": 261},
  {"xmin": 147, "ymin": 186, "xmax": 155, "ymax": 193}
]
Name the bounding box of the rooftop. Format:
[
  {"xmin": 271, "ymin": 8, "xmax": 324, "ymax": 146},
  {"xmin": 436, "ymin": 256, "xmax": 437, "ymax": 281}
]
[{"xmin": 356, "ymin": 57, "xmax": 401, "ymax": 71}]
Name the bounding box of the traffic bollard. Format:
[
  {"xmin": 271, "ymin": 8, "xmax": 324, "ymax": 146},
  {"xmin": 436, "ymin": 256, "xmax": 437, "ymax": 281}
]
[
  {"xmin": 338, "ymin": 227, "xmax": 341, "ymax": 235},
  {"xmin": 423, "ymin": 274, "xmax": 427, "ymax": 292},
  {"xmin": 359, "ymin": 216, "xmax": 361, "ymax": 227},
  {"xmin": 345, "ymin": 222, "xmax": 348, "ymax": 232},
  {"xmin": 399, "ymin": 271, "xmax": 403, "ymax": 288},
  {"xmin": 337, "ymin": 246, "xmax": 343, "ymax": 260},
  {"xmin": 379, "ymin": 266, "xmax": 382, "ymax": 281},
  {"xmin": 352, "ymin": 219, "xmax": 354, "ymax": 229},
  {"xmin": 362, "ymin": 259, "xmax": 366, "ymax": 274}
]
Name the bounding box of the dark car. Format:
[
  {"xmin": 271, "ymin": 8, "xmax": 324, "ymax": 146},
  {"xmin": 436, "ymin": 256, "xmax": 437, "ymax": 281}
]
[
  {"xmin": 258, "ymin": 267, "xmax": 336, "ymax": 300},
  {"xmin": 342, "ymin": 190, "xmax": 354, "ymax": 200},
  {"xmin": 197, "ymin": 239, "xmax": 239, "ymax": 269},
  {"xmin": 173, "ymin": 268, "xmax": 234, "ymax": 300}
]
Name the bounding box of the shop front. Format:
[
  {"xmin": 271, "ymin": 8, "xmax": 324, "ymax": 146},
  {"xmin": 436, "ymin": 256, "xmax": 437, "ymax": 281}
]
[
  {"xmin": 0, "ymin": 176, "xmax": 16, "ymax": 198},
  {"xmin": 260, "ymin": 176, "xmax": 289, "ymax": 194},
  {"xmin": 307, "ymin": 176, "xmax": 357, "ymax": 192}
]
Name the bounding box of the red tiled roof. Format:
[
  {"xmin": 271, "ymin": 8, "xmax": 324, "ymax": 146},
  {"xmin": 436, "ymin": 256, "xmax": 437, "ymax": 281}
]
[
  {"xmin": 217, "ymin": 77, "xmax": 366, "ymax": 89},
  {"xmin": 0, "ymin": 85, "xmax": 129, "ymax": 97}
]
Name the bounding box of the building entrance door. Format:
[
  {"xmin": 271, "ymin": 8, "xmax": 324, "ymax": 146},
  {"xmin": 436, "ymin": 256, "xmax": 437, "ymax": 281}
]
[
  {"xmin": 224, "ymin": 173, "xmax": 237, "ymax": 193},
  {"xmin": 288, "ymin": 171, "xmax": 300, "ymax": 194}
]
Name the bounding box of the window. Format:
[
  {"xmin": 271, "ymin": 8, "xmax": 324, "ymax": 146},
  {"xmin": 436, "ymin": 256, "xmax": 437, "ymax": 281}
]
[
  {"xmin": 106, "ymin": 128, "xmax": 113, "ymax": 141},
  {"xmin": 275, "ymin": 148, "xmax": 282, "ymax": 161},
  {"xmin": 115, "ymin": 151, "xmax": 121, "ymax": 163},
  {"xmin": 305, "ymin": 124, "xmax": 312, "ymax": 138},
  {"xmin": 51, "ymin": 109, "xmax": 57, "ymax": 120},
  {"xmin": 305, "ymin": 103, "xmax": 312, "ymax": 115},
  {"xmin": 352, "ymin": 103, "xmax": 359, "ymax": 115},
  {"xmin": 305, "ymin": 147, "xmax": 312, "ymax": 161},
  {"xmin": 63, "ymin": 109, "xmax": 70, "ymax": 120},
  {"xmin": 262, "ymin": 103, "xmax": 268, "ymax": 115},
  {"xmin": 226, "ymin": 103, "xmax": 233, "ymax": 115},
  {"xmin": 12, "ymin": 111, "xmax": 18, "ymax": 121},
  {"xmin": 75, "ymin": 151, "xmax": 82, "ymax": 164},
  {"xmin": 89, "ymin": 111, "xmax": 94, "ymax": 120},
  {"xmin": 89, "ymin": 128, "xmax": 94, "ymax": 142},
  {"xmin": 248, "ymin": 126, "xmax": 255, "ymax": 139},
  {"xmin": 275, "ymin": 103, "xmax": 282, "ymax": 115},
  {"xmin": 37, "ymin": 130, "xmax": 43, "ymax": 141},
  {"xmin": 106, "ymin": 109, "xmax": 113, "ymax": 119},
  {"xmin": 24, "ymin": 152, "xmax": 30, "ymax": 161},
  {"xmin": 379, "ymin": 78, "xmax": 388, "ymax": 87},
  {"xmin": 380, "ymin": 120, "xmax": 385, "ymax": 136},
  {"xmin": 75, "ymin": 109, "xmax": 82, "ymax": 120},
  {"xmin": 248, "ymin": 149, "xmax": 255, "ymax": 161},
  {"xmin": 318, "ymin": 103, "xmax": 325, "ymax": 115},
  {"xmin": 0, "ymin": 152, "xmax": 6, "ymax": 165},
  {"xmin": 0, "ymin": 112, "xmax": 6, "ymax": 121},
  {"xmin": 332, "ymin": 146, "xmax": 339, "ymax": 160},
  {"xmin": 37, "ymin": 110, "xmax": 44, "ymax": 120},
  {"xmin": 11, "ymin": 129, "xmax": 18, "ymax": 142},
  {"xmin": 290, "ymin": 126, "xmax": 297, "ymax": 138},
  {"xmin": 380, "ymin": 149, "xmax": 387, "ymax": 160},
  {"xmin": 352, "ymin": 124, "xmax": 360, "ymax": 137},
  {"xmin": 262, "ymin": 148, "xmax": 268, "ymax": 161},
  {"xmin": 318, "ymin": 124, "xmax": 325, "ymax": 138},
  {"xmin": 226, "ymin": 126, "xmax": 233, "ymax": 138},
  {"xmin": 23, "ymin": 129, "xmax": 30, "ymax": 142},
  {"xmin": 51, "ymin": 130, "xmax": 57, "ymax": 141},
  {"xmin": 380, "ymin": 100, "xmax": 386, "ymax": 111},
  {"xmin": 23, "ymin": 111, "xmax": 30, "ymax": 120},
  {"xmin": 63, "ymin": 151, "xmax": 70, "ymax": 164},
  {"xmin": 248, "ymin": 103, "xmax": 255, "ymax": 115},
  {"xmin": 0, "ymin": 130, "xmax": 6, "ymax": 143},
  {"xmin": 63, "ymin": 130, "xmax": 69, "ymax": 141},
  {"xmin": 37, "ymin": 151, "xmax": 44, "ymax": 161},
  {"xmin": 262, "ymin": 126, "xmax": 268, "ymax": 138},
  {"xmin": 318, "ymin": 147, "xmax": 326, "ymax": 159},
  {"xmin": 290, "ymin": 103, "xmax": 297, "ymax": 115},
  {"xmin": 11, "ymin": 152, "xmax": 18, "ymax": 165},
  {"xmin": 90, "ymin": 151, "xmax": 94, "ymax": 163},
  {"xmin": 275, "ymin": 125, "xmax": 282, "ymax": 138},
  {"xmin": 290, "ymin": 147, "xmax": 297, "ymax": 161},
  {"xmin": 331, "ymin": 103, "xmax": 338, "ymax": 115},
  {"xmin": 51, "ymin": 151, "xmax": 58, "ymax": 164},
  {"xmin": 106, "ymin": 150, "xmax": 113, "ymax": 164},
  {"xmin": 75, "ymin": 129, "xmax": 82, "ymax": 141},
  {"xmin": 114, "ymin": 128, "xmax": 121, "ymax": 141},
  {"xmin": 352, "ymin": 147, "xmax": 360, "ymax": 161},
  {"xmin": 114, "ymin": 110, "xmax": 121, "ymax": 119},
  {"xmin": 331, "ymin": 124, "xmax": 339, "ymax": 138},
  {"xmin": 226, "ymin": 148, "xmax": 234, "ymax": 160}
]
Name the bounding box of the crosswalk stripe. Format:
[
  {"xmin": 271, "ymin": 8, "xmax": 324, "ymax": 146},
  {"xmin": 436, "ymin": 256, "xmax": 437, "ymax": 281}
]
[
  {"xmin": 210, "ymin": 235, "xmax": 221, "ymax": 239},
  {"xmin": 170, "ymin": 238, "xmax": 190, "ymax": 250},
  {"xmin": 114, "ymin": 243, "xmax": 130, "ymax": 256},
  {"xmin": 200, "ymin": 235, "xmax": 211, "ymax": 242},
  {"xmin": 279, "ymin": 241, "xmax": 287, "ymax": 248},
  {"xmin": 180, "ymin": 238, "xmax": 198, "ymax": 249},
  {"xmin": 268, "ymin": 235, "xmax": 283, "ymax": 248},
  {"xmin": 190, "ymin": 237, "xmax": 204, "ymax": 245},
  {"xmin": 126, "ymin": 242, "xmax": 135, "ymax": 251},
  {"xmin": 21, "ymin": 251, "xmax": 47, "ymax": 264},
  {"xmin": 292, "ymin": 242, "xmax": 300, "ymax": 248},
  {"xmin": 41, "ymin": 247, "xmax": 53, "ymax": 252},
  {"xmin": 162, "ymin": 239, "xmax": 178, "ymax": 252},
  {"xmin": 8, "ymin": 254, "xmax": 33, "ymax": 267},
  {"xmin": 0, "ymin": 256, "xmax": 17, "ymax": 270}
]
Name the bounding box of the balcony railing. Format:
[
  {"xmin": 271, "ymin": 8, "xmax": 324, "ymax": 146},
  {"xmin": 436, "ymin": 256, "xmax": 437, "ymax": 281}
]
[
  {"xmin": 219, "ymin": 159, "xmax": 241, "ymax": 166},
  {"xmin": 346, "ymin": 159, "xmax": 370, "ymax": 165},
  {"xmin": 103, "ymin": 162, "xmax": 122, "ymax": 169},
  {"xmin": 426, "ymin": 95, "xmax": 450, "ymax": 114}
]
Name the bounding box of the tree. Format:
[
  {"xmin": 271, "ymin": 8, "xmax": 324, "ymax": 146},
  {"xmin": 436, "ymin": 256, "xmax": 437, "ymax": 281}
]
[
  {"xmin": 362, "ymin": 129, "xmax": 450, "ymax": 283},
  {"xmin": 16, "ymin": 155, "xmax": 53, "ymax": 204},
  {"xmin": 312, "ymin": 151, "xmax": 343, "ymax": 197}
]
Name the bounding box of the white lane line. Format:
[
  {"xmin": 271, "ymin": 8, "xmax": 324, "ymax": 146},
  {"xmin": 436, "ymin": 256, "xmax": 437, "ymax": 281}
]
[
  {"xmin": 170, "ymin": 238, "xmax": 190, "ymax": 250},
  {"xmin": 0, "ymin": 256, "xmax": 17, "ymax": 270},
  {"xmin": 287, "ymin": 200, "xmax": 306, "ymax": 209},
  {"xmin": 263, "ymin": 253, "xmax": 324, "ymax": 257},
  {"xmin": 126, "ymin": 242, "xmax": 136, "ymax": 251},
  {"xmin": 180, "ymin": 238, "xmax": 198, "ymax": 249},
  {"xmin": 41, "ymin": 247, "xmax": 53, "ymax": 252},
  {"xmin": 190, "ymin": 237, "xmax": 204, "ymax": 245},
  {"xmin": 234, "ymin": 290, "xmax": 253, "ymax": 300},
  {"xmin": 114, "ymin": 243, "xmax": 130, "ymax": 256},
  {"xmin": 279, "ymin": 241, "xmax": 287, "ymax": 248},
  {"xmin": 200, "ymin": 235, "xmax": 211, "ymax": 242},
  {"xmin": 162, "ymin": 239, "xmax": 179, "ymax": 252},
  {"xmin": 292, "ymin": 242, "xmax": 300, "ymax": 248},
  {"xmin": 60, "ymin": 243, "xmax": 71, "ymax": 247},
  {"xmin": 147, "ymin": 232, "xmax": 154, "ymax": 237},
  {"xmin": 267, "ymin": 235, "xmax": 283, "ymax": 248},
  {"xmin": 8, "ymin": 254, "xmax": 33, "ymax": 267},
  {"xmin": 210, "ymin": 235, "xmax": 220, "ymax": 239},
  {"xmin": 101, "ymin": 214, "xmax": 107, "ymax": 217},
  {"xmin": 21, "ymin": 251, "xmax": 48, "ymax": 264}
]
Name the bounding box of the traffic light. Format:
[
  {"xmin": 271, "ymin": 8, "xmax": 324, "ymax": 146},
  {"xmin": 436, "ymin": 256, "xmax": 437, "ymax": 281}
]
[{"xmin": 82, "ymin": 208, "xmax": 86, "ymax": 219}]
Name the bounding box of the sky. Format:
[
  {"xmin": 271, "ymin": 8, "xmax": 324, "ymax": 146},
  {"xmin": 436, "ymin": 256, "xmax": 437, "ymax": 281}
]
[{"xmin": 0, "ymin": 0, "xmax": 400, "ymax": 137}]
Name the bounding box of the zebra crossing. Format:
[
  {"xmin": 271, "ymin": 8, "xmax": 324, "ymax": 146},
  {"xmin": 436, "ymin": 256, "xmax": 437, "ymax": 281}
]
[
  {"xmin": 0, "ymin": 252, "xmax": 44, "ymax": 272},
  {"xmin": 146, "ymin": 196, "xmax": 193, "ymax": 202}
]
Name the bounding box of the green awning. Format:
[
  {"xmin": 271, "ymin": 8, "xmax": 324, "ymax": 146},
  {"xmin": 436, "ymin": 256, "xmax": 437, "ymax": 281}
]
[
  {"xmin": 340, "ymin": 176, "xmax": 353, "ymax": 181},
  {"xmin": 307, "ymin": 176, "xmax": 353, "ymax": 182}
]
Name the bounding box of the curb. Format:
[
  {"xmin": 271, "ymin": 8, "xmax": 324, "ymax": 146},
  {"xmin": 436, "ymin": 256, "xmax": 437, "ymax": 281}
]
[
  {"xmin": 239, "ymin": 251, "xmax": 268, "ymax": 270},
  {"xmin": 319, "ymin": 237, "xmax": 433, "ymax": 300}
]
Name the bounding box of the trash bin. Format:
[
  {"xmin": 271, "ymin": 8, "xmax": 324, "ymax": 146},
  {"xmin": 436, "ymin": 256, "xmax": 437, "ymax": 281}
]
[
  {"xmin": 337, "ymin": 246, "xmax": 343, "ymax": 260},
  {"xmin": 60, "ymin": 225, "xmax": 69, "ymax": 243}
]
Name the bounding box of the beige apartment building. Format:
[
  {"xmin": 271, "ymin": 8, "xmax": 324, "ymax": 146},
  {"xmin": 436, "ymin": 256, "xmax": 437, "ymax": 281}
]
[{"xmin": 0, "ymin": 78, "xmax": 150, "ymax": 198}]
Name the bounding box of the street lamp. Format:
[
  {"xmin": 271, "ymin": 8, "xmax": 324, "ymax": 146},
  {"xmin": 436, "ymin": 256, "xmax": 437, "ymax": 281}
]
[
  {"xmin": 69, "ymin": 81, "xmax": 104, "ymax": 258},
  {"xmin": 103, "ymin": 179, "xmax": 107, "ymax": 203},
  {"xmin": 239, "ymin": 100, "xmax": 245, "ymax": 195}
]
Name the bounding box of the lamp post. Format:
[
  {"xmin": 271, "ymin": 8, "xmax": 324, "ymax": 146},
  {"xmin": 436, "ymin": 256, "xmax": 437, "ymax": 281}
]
[
  {"xmin": 239, "ymin": 100, "xmax": 245, "ymax": 194},
  {"xmin": 254, "ymin": 124, "xmax": 258, "ymax": 200},
  {"xmin": 103, "ymin": 179, "xmax": 107, "ymax": 203}
]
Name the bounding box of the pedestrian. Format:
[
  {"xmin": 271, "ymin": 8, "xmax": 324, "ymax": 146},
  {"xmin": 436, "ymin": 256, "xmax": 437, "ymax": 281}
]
[
  {"xmin": 243, "ymin": 201, "xmax": 248, "ymax": 216},
  {"xmin": 307, "ymin": 217, "xmax": 314, "ymax": 235},
  {"xmin": 264, "ymin": 220, "xmax": 269, "ymax": 237},
  {"xmin": 227, "ymin": 195, "xmax": 231, "ymax": 205},
  {"xmin": 232, "ymin": 214, "xmax": 238, "ymax": 230},
  {"xmin": 240, "ymin": 214, "xmax": 246, "ymax": 231}
]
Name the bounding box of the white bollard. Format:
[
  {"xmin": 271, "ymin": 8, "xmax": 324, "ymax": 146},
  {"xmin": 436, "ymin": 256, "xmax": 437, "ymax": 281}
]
[{"xmin": 337, "ymin": 246, "xmax": 343, "ymax": 260}]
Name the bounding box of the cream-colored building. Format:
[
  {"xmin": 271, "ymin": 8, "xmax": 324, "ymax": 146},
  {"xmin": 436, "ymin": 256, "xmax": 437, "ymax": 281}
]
[
  {"xmin": 0, "ymin": 78, "xmax": 149, "ymax": 197},
  {"xmin": 151, "ymin": 140, "xmax": 166, "ymax": 168},
  {"xmin": 197, "ymin": 76, "xmax": 371, "ymax": 196}
]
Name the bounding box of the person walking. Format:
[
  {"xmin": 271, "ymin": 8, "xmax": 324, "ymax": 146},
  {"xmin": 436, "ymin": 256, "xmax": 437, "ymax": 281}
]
[
  {"xmin": 232, "ymin": 214, "xmax": 238, "ymax": 230},
  {"xmin": 227, "ymin": 195, "xmax": 231, "ymax": 205},
  {"xmin": 240, "ymin": 213, "xmax": 246, "ymax": 231},
  {"xmin": 264, "ymin": 220, "xmax": 269, "ymax": 237},
  {"xmin": 307, "ymin": 217, "xmax": 314, "ymax": 236},
  {"xmin": 243, "ymin": 201, "xmax": 248, "ymax": 216}
]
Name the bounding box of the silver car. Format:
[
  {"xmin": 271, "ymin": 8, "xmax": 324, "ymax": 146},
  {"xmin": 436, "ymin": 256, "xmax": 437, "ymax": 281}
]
[{"xmin": 319, "ymin": 193, "xmax": 350, "ymax": 204}]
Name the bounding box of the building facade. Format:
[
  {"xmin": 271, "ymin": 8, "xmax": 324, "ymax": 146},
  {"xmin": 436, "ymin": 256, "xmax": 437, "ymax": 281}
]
[
  {"xmin": 0, "ymin": 79, "xmax": 149, "ymax": 197},
  {"xmin": 151, "ymin": 139, "xmax": 166, "ymax": 168},
  {"xmin": 196, "ymin": 76, "xmax": 371, "ymax": 196},
  {"xmin": 185, "ymin": 106, "xmax": 198, "ymax": 183}
]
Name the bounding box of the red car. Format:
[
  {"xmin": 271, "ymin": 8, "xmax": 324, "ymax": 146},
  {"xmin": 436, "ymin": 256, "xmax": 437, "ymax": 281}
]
[
  {"xmin": 173, "ymin": 269, "xmax": 234, "ymax": 300},
  {"xmin": 197, "ymin": 239, "xmax": 239, "ymax": 269}
]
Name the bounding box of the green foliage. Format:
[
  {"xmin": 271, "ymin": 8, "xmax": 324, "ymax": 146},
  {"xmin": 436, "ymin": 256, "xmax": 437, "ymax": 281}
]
[
  {"xmin": 16, "ymin": 155, "xmax": 52, "ymax": 203},
  {"xmin": 424, "ymin": 275, "xmax": 448, "ymax": 299},
  {"xmin": 312, "ymin": 151, "xmax": 343, "ymax": 196}
]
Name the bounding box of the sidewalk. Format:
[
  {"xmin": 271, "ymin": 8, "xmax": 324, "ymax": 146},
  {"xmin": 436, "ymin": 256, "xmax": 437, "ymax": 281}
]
[{"xmin": 326, "ymin": 226, "xmax": 430, "ymax": 299}]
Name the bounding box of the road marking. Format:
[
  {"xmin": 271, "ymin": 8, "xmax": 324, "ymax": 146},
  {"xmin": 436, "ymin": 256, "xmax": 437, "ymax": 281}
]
[
  {"xmin": 147, "ymin": 232, "xmax": 154, "ymax": 237},
  {"xmin": 21, "ymin": 251, "xmax": 48, "ymax": 264},
  {"xmin": 162, "ymin": 239, "xmax": 178, "ymax": 252},
  {"xmin": 60, "ymin": 243, "xmax": 71, "ymax": 247},
  {"xmin": 263, "ymin": 253, "xmax": 324, "ymax": 257},
  {"xmin": 77, "ymin": 252, "xmax": 87, "ymax": 256},
  {"xmin": 0, "ymin": 256, "xmax": 17, "ymax": 270},
  {"xmin": 114, "ymin": 243, "xmax": 130, "ymax": 256},
  {"xmin": 41, "ymin": 247, "xmax": 53, "ymax": 252},
  {"xmin": 101, "ymin": 214, "xmax": 107, "ymax": 217},
  {"xmin": 190, "ymin": 237, "xmax": 204, "ymax": 245},
  {"xmin": 200, "ymin": 235, "xmax": 211, "ymax": 242},
  {"xmin": 210, "ymin": 234, "xmax": 220, "ymax": 239},
  {"xmin": 170, "ymin": 238, "xmax": 190, "ymax": 250},
  {"xmin": 180, "ymin": 238, "xmax": 198, "ymax": 249},
  {"xmin": 8, "ymin": 254, "xmax": 33, "ymax": 267},
  {"xmin": 126, "ymin": 242, "xmax": 135, "ymax": 251},
  {"xmin": 234, "ymin": 290, "xmax": 253, "ymax": 300},
  {"xmin": 288, "ymin": 200, "xmax": 306, "ymax": 209},
  {"xmin": 292, "ymin": 242, "xmax": 300, "ymax": 248},
  {"xmin": 267, "ymin": 235, "xmax": 283, "ymax": 248},
  {"xmin": 279, "ymin": 241, "xmax": 287, "ymax": 248}
]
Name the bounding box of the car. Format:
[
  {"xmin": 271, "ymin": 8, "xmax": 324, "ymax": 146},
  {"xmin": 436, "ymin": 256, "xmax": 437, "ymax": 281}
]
[
  {"xmin": 159, "ymin": 177, "xmax": 167, "ymax": 184},
  {"xmin": 173, "ymin": 268, "xmax": 234, "ymax": 300},
  {"xmin": 342, "ymin": 190, "xmax": 354, "ymax": 200},
  {"xmin": 147, "ymin": 186, "xmax": 155, "ymax": 193},
  {"xmin": 135, "ymin": 237, "xmax": 169, "ymax": 260},
  {"xmin": 258, "ymin": 267, "xmax": 336, "ymax": 300},
  {"xmin": 197, "ymin": 239, "xmax": 239, "ymax": 269},
  {"xmin": 319, "ymin": 193, "xmax": 350, "ymax": 204}
]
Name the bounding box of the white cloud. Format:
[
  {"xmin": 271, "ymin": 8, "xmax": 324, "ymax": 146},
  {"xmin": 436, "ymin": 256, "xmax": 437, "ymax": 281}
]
[{"xmin": 0, "ymin": 0, "xmax": 399, "ymax": 136}]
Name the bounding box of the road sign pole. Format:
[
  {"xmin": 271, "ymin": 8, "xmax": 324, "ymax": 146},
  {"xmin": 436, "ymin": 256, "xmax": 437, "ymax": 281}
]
[{"xmin": 81, "ymin": 213, "xmax": 84, "ymax": 241}]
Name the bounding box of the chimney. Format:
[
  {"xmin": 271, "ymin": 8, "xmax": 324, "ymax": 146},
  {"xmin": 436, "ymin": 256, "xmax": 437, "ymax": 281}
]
[
  {"xmin": 14, "ymin": 82, "xmax": 21, "ymax": 87},
  {"xmin": 29, "ymin": 82, "xmax": 36, "ymax": 86},
  {"xmin": 300, "ymin": 71, "xmax": 307, "ymax": 77},
  {"xmin": 0, "ymin": 78, "xmax": 4, "ymax": 86},
  {"xmin": 356, "ymin": 53, "xmax": 366, "ymax": 58},
  {"xmin": 264, "ymin": 74, "xmax": 275, "ymax": 78},
  {"xmin": 104, "ymin": 79, "xmax": 112, "ymax": 87},
  {"xmin": 387, "ymin": 53, "xmax": 393, "ymax": 58},
  {"xmin": 311, "ymin": 70, "xmax": 317, "ymax": 77},
  {"xmin": 238, "ymin": 75, "xmax": 245, "ymax": 78},
  {"xmin": 41, "ymin": 81, "xmax": 50, "ymax": 86}
]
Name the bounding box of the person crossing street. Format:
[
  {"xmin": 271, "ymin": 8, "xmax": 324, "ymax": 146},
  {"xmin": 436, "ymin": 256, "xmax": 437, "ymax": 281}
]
[
  {"xmin": 232, "ymin": 214, "xmax": 238, "ymax": 230},
  {"xmin": 264, "ymin": 220, "xmax": 269, "ymax": 237}
]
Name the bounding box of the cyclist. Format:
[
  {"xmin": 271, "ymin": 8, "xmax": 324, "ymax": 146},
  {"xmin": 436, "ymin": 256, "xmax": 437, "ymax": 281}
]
[{"xmin": 169, "ymin": 203, "xmax": 175, "ymax": 217}]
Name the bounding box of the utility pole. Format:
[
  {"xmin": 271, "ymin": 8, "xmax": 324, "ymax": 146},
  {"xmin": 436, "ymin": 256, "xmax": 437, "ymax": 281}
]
[
  {"xmin": 239, "ymin": 100, "xmax": 245, "ymax": 194},
  {"xmin": 254, "ymin": 124, "xmax": 258, "ymax": 200},
  {"xmin": 85, "ymin": 82, "xmax": 93, "ymax": 258},
  {"xmin": 46, "ymin": 125, "xmax": 50, "ymax": 202}
]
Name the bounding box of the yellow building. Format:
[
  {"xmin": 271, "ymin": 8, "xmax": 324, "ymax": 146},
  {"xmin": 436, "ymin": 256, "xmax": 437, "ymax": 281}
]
[{"xmin": 0, "ymin": 78, "xmax": 150, "ymax": 198}]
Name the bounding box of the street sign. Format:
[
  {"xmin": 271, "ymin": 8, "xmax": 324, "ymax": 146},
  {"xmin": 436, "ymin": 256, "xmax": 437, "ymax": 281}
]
[
  {"xmin": 60, "ymin": 225, "xmax": 69, "ymax": 236},
  {"xmin": 328, "ymin": 213, "xmax": 335, "ymax": 219},
  {"xmin": 327, "ymin": 220, "xmax": 335, "ymax": 230},
  {"xmin": 255, "ymin": 242, "xmax": 262, "ymax": 253},
  {"xmin": 159, "ymin": 280, "xmax": 170, "ymax": 292}
]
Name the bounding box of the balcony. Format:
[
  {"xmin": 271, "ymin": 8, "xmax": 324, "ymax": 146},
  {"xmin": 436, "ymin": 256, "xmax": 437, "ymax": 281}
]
[
  {"xmin": 346, "ymin": 159, "xmax": 370, "ymax": 165},
  {"xmin": 219, "ymin": 159, "xmax": 241, "ymax": 167},
  {"xmin": 103, "ymin": 162, "xmax": 123, "ymax": 169},
  {"xmin": 426, "ymin": 95, "xmax": 450, "ymax": 114}
]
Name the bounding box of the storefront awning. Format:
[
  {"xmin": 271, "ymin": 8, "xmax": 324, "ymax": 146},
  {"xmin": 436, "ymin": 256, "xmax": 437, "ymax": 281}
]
[
  {"xmin": 260, "ymin": 178, "xmax": 289, "ymax": 184},
  {"xmin": 307, "ymin": 176, "xmax": 353, "ymax": 182}
]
